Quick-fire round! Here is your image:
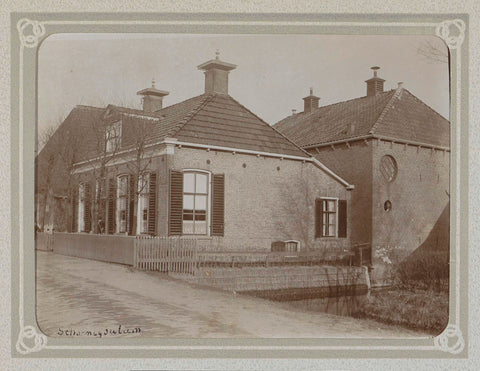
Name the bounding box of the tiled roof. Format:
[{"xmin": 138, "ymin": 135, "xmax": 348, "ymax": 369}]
[
  {"xmin": 109, "ymin": 92, "xmax": 308, "ymax": 157},
  {"xmin": 274, "ymin": 88, "xmax": 450, "ymax": 148},
  {"xmin": 40, "ymin": 92, "xmax": 309, "ymax": 172},
  {"xmin": 175, "ymin": 94, "xmax": 308, "ymax": 157}
]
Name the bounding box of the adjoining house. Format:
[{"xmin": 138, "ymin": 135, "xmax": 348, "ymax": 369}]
[
  {"xmin": 274, "ymin": 67, "xmax": 450, "ymax": 280},
  {"xmin": 36, "ymin": 53, "xmax": 355, "ymax": 254}
]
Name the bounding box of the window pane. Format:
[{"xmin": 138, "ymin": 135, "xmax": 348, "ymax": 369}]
[
  {"xmin": 183, "ymin": 194, "xmax": 194, "ymax": 209},
  {"xmin": 195, "ymin": 210, "xmax": 206, "ymax": 220},
  {"xmin": 138, "ymin": 174, "xmax": 149, "ymax": 193},
  {"xmin": 195, "ymin": 221, "xmax": 207, "ymax": 234},
  {"xmin": 328, "ymin": 224, "xmax": 336, "ymax": 236},
  {"xmin": 118, "ymin": 176, "xmax": 127, "ymax": 196},
  {"xmin": 183, "ymin": 173, "xmax": 195, "ymax": 193},
  {"xmin": 183, "ymin": 211, "xmax": 194, "ymax": 221},
  {"xmin": 118, "ymin": 198, "xmax": 127, "ymax": 211},
  {"xmin": 195, "ymin": 173, "xmax": 208, "ymax": 193},
  {"xmin": 195, "ymin": 195, "xmax": 207, "ymax": 210},
  {"xmin": 328, "ymin": 200, "xmax": 336, "ymax": 211},
  {"xmin": 183, "ymin": 221, "xmax": 194, "ymax": 234}
]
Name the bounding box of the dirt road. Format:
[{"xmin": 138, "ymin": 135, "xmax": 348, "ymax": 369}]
[{"xmin": 36, "ymin": 251, "xmax": 426, "ymax": 338}]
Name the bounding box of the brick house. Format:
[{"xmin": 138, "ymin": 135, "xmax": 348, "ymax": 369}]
[
  {"xmin": 274, "ymin": 67, "xmax": 450, "ymax": 279},
  {"xmin": 37, "ymin": 54, "xmax": 355, "ymax": 253}
]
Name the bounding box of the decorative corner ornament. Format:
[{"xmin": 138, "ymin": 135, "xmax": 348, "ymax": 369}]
[
  {"xmin": 434, "ymin": 324, "xmax": 465, "ymax": 354},
  {"xmin": 17, "ymin": 18, "xmax": 46, "ymax": 48},
  {"xmin": 16, "ymin": 325, "xmax": 48, "ymax": 354},
  {"xmin": 435, "ymin": 19, "xmax": 466, "ymax": 50}
]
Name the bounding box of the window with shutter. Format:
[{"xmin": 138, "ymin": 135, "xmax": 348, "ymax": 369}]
[
  {"xmin": 315, "ymin": 199, "xmax": 322, "ymax": 238},
  {"xmin": 169, "ymin": 170, "xmax": 183, "ymax": 235},
  {"xmin": 72, "ymin": 190, "xmax": 78, "ymax": 233},
  {"xmin": 78, "ymin": 182, "xmax": 86, "ymax": 232},
  {"xmin": 128, "ymin": 175, "xmax": 135, "ymax": 235},
  {"xmin": 315, "ymin": 198, "xmax": 339, "ymax": 237},
  {"xmin": 211, "ymin": 174, "xmax": 225, "ymax": 236},
  {"xmin": 338, "ymin": 200, "xmax": 347, "ymax": 238},
  {"xmin": 107, "ymin": 178, "xmax": 116, "ymax": 234},
  {"xmin": 182, "ymin": 171, "xmax": 208, "ymax": 235},
  {"xmin": 148, "ymin": 172, "xmax": 157, "ymax": 235},
  {"xmin": 84, "ymin": 182, "xmax": 92, "ymax": 233},
  {"xmin": 136, "ymin": 172, "xmax": 151, "ymax": 235},
  {"xmin": 116, "ymin": 175, "xmax": 128, "ymax": 233}
]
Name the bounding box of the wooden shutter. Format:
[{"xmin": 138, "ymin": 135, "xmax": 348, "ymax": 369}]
[
  {"xmin": 211, "ymin": 174, "xmax": 225, "ymax": 236},
  {"xmin": 128, "ymin": 175, "xmax": 135, "ymax": 235},
  {"xmin": 72, "ymin": 189, "xmax": 78, "ymax": 233},
  {"xmin": 338, "ymin": 199, "xmax": 347, "ymax": 238},
  {"xmin": 169, "ymin": 170, "xmax": 183, "ymax": 235},
  {"xmin": 84, "ymin": 182, "xmax": 91, "ymax": 232},
  {"xmin": 315, "ymin": 199, "xmax": 323, "ymax": 238},
  {"xmin": 148, "ymin": 172, "xmax": 157, "ymax": 235},
  {"xmin": 107, "ymin": 178, "xmax": 116, "ymax": 234}
]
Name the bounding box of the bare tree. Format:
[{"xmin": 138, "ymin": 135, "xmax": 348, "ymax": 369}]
[
  {"xmin": 417, "ymin": 40, "xmax": 449, "ymax": 64},
  {"xmin": 275, "ymin": 176, "xmax": 315, "ymax": 251},
  {"xmin": 124, "ymin": 117, "xmax": 157, "ymax": 236}
]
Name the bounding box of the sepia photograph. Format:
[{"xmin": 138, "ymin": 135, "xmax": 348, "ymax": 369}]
[{"xmin": 35, "ymin": 32, "xmax": 451, "ymax": 340}]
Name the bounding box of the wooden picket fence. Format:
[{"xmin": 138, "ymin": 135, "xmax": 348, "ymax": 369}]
[{"xmin": 134, "ymin": 236, "xmax": 198, "ymax": 275}]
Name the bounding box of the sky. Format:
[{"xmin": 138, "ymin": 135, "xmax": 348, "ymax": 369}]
[{"xmin": 38, "ymin": 33, "xmax": 449, "ymax": 136}]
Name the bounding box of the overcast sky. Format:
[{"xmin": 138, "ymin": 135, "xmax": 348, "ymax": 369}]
[{"xmin": 38, "ymin": 33, "xmax": 449, "ymax": 136}]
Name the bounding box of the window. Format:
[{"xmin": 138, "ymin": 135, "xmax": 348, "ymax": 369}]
[
  {"xmin": 78, "ymin": 183, "xmax": 86, "ymax": 232},
  {"xmin": 137, "ymin": 173, "xmax": 150, "ymax": 234},
  {"xmin": 182, "ymin": 172, "xmax": 209, "ymax": 235},
  {"xmin": 95, "ymin": 179, "xmax": 107, "ymax": 233},
  {"xmin": 116, "ymin": 175, "xmax": 128, "ymax": 233},
  {"xmin": 321, "ymin": 199, "xmax": 337, "ymax": 237},
  {"xmin": 315, "ymin": 198, "xmax": 347, "ymax": 238},
  {"xmin": 106, "ymin": 121, "xmax": 122, "ymax": 153},
  {"xmin": 380, "ymin": 155, "xmax": 398, "ymax": 183}
]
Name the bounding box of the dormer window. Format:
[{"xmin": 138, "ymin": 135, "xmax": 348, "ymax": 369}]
[{"xmin": 106, "ymin": 121, "xmax": 122, "ymax": 153}]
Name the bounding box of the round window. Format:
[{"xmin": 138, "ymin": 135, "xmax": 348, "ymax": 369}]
[
  {"xmin": 380, "ymin": 155, "xmax": 398, "ymax": 183},
  {"xmin": 384, "ymin": 200, "xmax": 392, "ymax": 212}
]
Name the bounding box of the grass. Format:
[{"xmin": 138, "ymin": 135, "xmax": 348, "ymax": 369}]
[{"xmin": 353, "ymin": 288, "xmax": 449, "ymax": 335}]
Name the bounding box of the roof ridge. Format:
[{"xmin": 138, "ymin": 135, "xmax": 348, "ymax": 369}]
[
  {"xmin": 167, "ymin": 93, "xmax": 216, "ymax": 137},
  {"xmin": 154, "ymin": 93, "xmax": 211, "ymax": 114},
  {"xmin": 369, "ymin": 88, "xmax": 403, "ymax": 134},
  {"xmin": 224, "ymin": 95, "xmax": 312, "ymax": 158},
  {"xmin": 75, "ymin": 104, "xmax": 105, "ymax": 111},
  {"xmin": 274, "ymin": 90, "xmax": 395, "ymax": 126}
]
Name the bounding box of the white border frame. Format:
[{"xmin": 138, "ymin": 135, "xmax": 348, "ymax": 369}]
[{"xmin": 13, "ymin": 15, "xmax": 467, "ymax": 358}]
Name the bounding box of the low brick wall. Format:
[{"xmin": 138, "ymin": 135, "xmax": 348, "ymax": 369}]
[
  {"xmin": 51, "ymin": 233, "xmax": 135, "ymax": 265},
  {"xmin": 174, "ymin": 265, "xmax": 368, "ymax": 300}
]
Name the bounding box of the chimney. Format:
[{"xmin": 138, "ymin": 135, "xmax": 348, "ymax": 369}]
[
  {"xmin": 365, "ymin": 66, "xmax": 385, "ymax": 96},
  {"xmin": 197, "ymin": 51, "xmax": 237, "ymax": 95},
  {"xmin": 302, "ymin": 87, "xmax": 320, "ymax": 114},
  {"xmin": 137, "ymin": 79, "xmax": 169, "ymax": 112}
]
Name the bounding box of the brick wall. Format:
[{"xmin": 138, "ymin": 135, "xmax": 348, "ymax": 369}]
[
  {"xmin": 370, "ymin": 140, "xmax": 450, "ymax": 281},
  {"xmin": 309, "ymin": 141, "xmax": 373, "ymax": 248},
  {"xmin": 171, "ymin": 147, "xmax": 352, "ymax": 251},
  {"xmin": 309, "ymin": 139, "xmax": 450, "ymax": 282}
]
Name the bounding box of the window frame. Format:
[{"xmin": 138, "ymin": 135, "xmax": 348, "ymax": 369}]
[
  {"xmin": 105, "ymin": 120, "xmax": 122, "ymax": 153},
  {"xmin": 116, "ymin": 174, "xmax": 129, "ymax": 234},
  {"xmin": 78, "ymin": 182, "xmax": 86, "ymax": 233},
  {"xmin": 182, "ymin": 169, "xmax": 211, "ymax": 236},
  {"xmin": 137, "ymin": 172, "xmax": 151, "ymax": 235},
  {"xmin": 317, "ymin": 197, "xmax": 339, "ymax": 238}
]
